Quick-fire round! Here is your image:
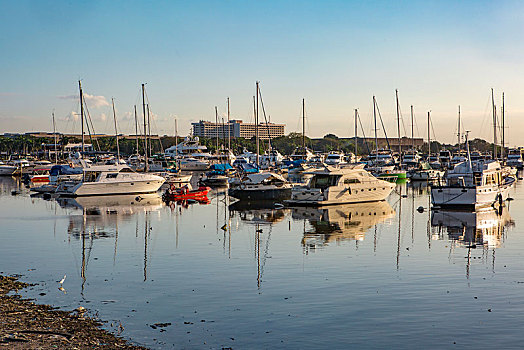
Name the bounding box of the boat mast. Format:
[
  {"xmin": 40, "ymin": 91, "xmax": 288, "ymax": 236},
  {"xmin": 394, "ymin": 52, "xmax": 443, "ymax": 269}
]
[
  {"xmin": 354, "ymin": 109, "xmax": 358, "ymax": 156},
  {"xmin": 147, "ymin": 104, "xmax": 152, "ymax": 158},
  {"xmin": 492, "ymin": 88, "xmax": 497, "ymax": 159},
  {"xmin": 215, "ymin": 106, "xmax": 219, "ymax": 153},
  {"xmin": 457, "ymin": 105, "xmax": 461, "ymax": 152},
  {"xmin": 111, "ymin": 98, "xmax": 120, "ymax": 163},
  {"xmin": 142, "ymin": 83, "xmax": 148, "ymax": 172},
  {"xmin": 502, "ymin": 92, "xmax": 505, "ymax": 160},
  {"xmin": 52, "ymin": 111, "xmax": 58, "ymax": 163},
  {"xmin": 373, "ymin": 96, "xmax": 378, "ymax": 161},
  {"xmin": 256, "ymin": 81, "xmax": 260, "ymax": 166},
  {"xmin": 396, "ymin": 89, "xmax": 401, "ymax": 156},
  {"xmin": 410, "ymin": 105, "xmax": 414, "ymax": 150},
  {"xmin": 427, "ymin": 111, "xmax": 431, "ymax": 157},
  {"xmin": 227, "ymin": 97, "xmax": 231, "ymax": 151},
  {"xmin": 302, "ymin": 98, "xmax": 305, "ymax": 159},
  {"xmin": 175, "ymin": 116, "xmax": 178, "ymax": 158},
  {"xmin": 134, "ymin": 105, "xmax": 139, "ymax": 156},
  {"xmin": 79, "ymin": 80, "xmax": 84, "ymax": 153}
]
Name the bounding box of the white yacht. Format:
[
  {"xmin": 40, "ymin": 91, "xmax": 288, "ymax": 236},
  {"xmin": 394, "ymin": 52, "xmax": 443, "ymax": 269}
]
[
  {"xmin": 260, "ymin": 149, "xmax": 284, "ymax": 166},
  {"xmin": 164, "ymin": 136, "xmax": 208, "ymax": 158},
  {"xmin": 324, "ymin": 151, "xmax": 347, "ymax": 166},
  {"xmin": 401, "ymin": 150, "xmax": 421, "ymax": 169},
  {"xmin": 58, "ymin": 163, "xmax": 165, "ymax": 197},
  {"xmin": 289, "ymin": 147, "xmax": 314, "ymax": 162},
  {"xmin": 285, "ymin": 164, "xmax": 395, "ymax": 206},
  {"xmin": 179, "ymin": 157, "xmax": 210, "ymax": 171},
  {"xmin": 431, "ymin": 160, "xmax": 515, "ymax": 209}
]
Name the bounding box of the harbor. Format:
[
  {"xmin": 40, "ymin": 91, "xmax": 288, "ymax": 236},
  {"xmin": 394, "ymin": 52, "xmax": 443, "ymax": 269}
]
[{"xmin": 4, "ymin": 1, "xmax": 524, "ymax": 348}]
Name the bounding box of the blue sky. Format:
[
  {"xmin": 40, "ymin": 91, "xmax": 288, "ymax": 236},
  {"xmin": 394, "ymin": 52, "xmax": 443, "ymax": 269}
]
[{"xmin": 1, "ymin": 0, "xmax": 523, "ymax": 145}]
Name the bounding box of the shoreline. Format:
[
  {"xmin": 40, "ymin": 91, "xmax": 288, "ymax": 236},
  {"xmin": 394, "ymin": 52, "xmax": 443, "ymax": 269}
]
[{"xmin": 0, "ymin": 275, "xmax": 147, "ymax": 349}]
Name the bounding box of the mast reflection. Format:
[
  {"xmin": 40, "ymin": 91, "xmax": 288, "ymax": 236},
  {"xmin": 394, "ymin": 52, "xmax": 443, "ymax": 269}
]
[{"xmin": 57, "ymin": 193, "xmax": 163, "ymax": 290}]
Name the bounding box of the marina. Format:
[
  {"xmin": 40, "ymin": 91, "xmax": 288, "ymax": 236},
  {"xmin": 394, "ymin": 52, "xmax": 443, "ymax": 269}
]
[
  {"xmin": 4, "ymin": 1, "xmax": 524, "ymax": 348},
  {"xmin": 1, "ymin": 160, "xmax": 524, "ymax": 348}
]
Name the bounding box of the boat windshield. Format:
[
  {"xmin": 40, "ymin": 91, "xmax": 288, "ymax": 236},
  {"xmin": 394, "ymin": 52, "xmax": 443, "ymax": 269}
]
[{"xmin": 310, "ymin": 174, "xmax": 341, "ymax": 189}]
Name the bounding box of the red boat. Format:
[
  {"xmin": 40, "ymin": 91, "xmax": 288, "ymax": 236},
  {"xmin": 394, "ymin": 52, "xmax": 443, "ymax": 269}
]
[{"xmin": 163, "ymin": 184, "xmax": 211, "ymax": 201}]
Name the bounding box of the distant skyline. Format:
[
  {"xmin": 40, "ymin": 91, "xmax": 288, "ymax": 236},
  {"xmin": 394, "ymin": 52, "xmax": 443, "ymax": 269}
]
[{"xmin": 1, "ymin": 1, "xmax": 524, "ymax": 145}]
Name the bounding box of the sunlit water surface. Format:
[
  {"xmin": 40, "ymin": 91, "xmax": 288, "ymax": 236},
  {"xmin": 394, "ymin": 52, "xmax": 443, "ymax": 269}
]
[{"xmin": 2, "ymin": 176, "xmax": 524, "ymax": 349}]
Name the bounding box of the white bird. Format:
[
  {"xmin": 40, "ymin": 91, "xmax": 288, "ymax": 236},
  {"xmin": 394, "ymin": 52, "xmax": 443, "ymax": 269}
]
[{"xmin": 59, "ymin": 275, "xmax": 66, "ymax": 285}]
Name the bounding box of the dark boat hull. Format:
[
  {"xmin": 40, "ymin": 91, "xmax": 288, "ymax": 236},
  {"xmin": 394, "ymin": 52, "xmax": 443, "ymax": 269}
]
[{"xmin": 228, "ymin": 187, "xmax": 291, "ymax": 201}]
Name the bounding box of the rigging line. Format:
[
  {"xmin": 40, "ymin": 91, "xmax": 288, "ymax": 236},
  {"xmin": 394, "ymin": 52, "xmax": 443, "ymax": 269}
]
[
  {"xmin": 258, "ymin": 87, "xmax": 273, "ymax": 150},
  {"xmin": 478, "ymin": 92, "xmax": 492, "ymax": 139},
  {"xmin": 375, "ymin": 98, "xmax": 391, "ymax": 149},
  {"xmin": 82, "ymin": 96, "xmax": 101, "ymax": 151},
  {"xmin": 144, "ymin": 89, "xmax": 165, "ymax": 154},
  {"xmin": 357, "ymin": 111, "xmax": 371, "ymax": 154}
]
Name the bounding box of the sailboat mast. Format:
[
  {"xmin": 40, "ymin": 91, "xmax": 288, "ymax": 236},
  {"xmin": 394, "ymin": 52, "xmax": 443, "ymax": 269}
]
[
  {"xmin": 457, "ymin": 105, "xmax": 461, "ymax": 151},
  {"xmin": 215, "ymin": 106, "xmax": 219, "ymax": 153},
  {"xmin": 227, "ymin": 97, "xmax": 231, "ymax": 151},
  {"xmin": 79, "ymin": 80, "xmax": 84, "ymax": 153},
  {"xmin": 256, "ymin": 82, "xmax": 260, "ymax": 166},
  {"xmin": 52, "ymin": 111, "xmax": 58, "ymax": 163},
  {"xmin": 502, "ymin": 92, "xmax": 505, "ymax": 159},
  {"xmin": 492, "ymin": 88, "xmax": 497, "ymax": 159},
  {"xmin": 410, "ymin": 105, "xmax": 414, "ymax": 150},
  {"xmin": 142, "ymin": 84, "xmax": 148, "ymax": 172},
  {"xmin": 373, "ymin": 96, "xmax": 378, "ymax": 161},
  {"xmin": 427, "ymin": 111, "xmax": 431, "ymax": 157},
  {"xmin": 354, "ymin": 109, "xmax": 358, "ymax": 156},
  {"xmin": 147, "ymin": 104, "xmax": 152, "ymax": 158},
  {"xmin": 395, "ymin": 89, "xmax": 401, "ymax": 156},
  {"xmin": 111, "ymin": 98, "xmax": 120, "ymax": 162},
  {"xmin": 134, "ymin": 105, "xmax": 139, "ymax": 156},
  {"xmin": 302, "ymin": 98, "xmax": 305, "ymax": 159},
  {"xmin": 175, "ymin": 117, "xmax": 178, "ymax": 158}
]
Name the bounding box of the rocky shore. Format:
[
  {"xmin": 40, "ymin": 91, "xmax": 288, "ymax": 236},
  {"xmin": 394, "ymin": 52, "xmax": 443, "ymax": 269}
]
[{"xmin": 0, "ymin": 275, "xmax": 147, "ymax": 349}]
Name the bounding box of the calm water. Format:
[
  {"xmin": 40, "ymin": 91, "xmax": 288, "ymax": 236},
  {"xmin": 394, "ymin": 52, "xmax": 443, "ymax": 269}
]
[{"xmin": 2, "ymin": 176, "xmax": 524, "ymax": 349}]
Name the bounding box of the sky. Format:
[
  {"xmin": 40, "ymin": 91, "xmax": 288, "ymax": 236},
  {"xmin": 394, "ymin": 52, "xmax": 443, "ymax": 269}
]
[{"xmin": 1, "ymin": 0, "xmax": 524, "ymax": 145}]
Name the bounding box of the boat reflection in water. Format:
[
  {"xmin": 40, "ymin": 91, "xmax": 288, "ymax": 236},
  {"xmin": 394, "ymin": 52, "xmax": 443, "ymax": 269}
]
[
  {"xmin": 292, "ymin": 201, "xmax": 395, "ymax": 252},
  {"xmin": 229, "ymin": 200, "xmax": 289, "ymax": 225},
  {"xmin": 57, "ymin": 193, "xmax": 164, "ymax": 290},
  {"xmin": 431, "ymin": 206, "xmax": 514, "ymax": 248}
]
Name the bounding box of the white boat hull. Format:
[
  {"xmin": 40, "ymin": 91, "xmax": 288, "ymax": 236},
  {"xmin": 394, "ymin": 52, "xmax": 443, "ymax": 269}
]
[
  {"xmin": 287, "ymin": 181, "xmax": 395, "ymax": 206},
  {"xmin": 69, "ymin": 178, "xmax": 165, "ymax": 196},
  {"xmin": 431, "ymin": 183, "xmax": 513, "ymax": 209}
]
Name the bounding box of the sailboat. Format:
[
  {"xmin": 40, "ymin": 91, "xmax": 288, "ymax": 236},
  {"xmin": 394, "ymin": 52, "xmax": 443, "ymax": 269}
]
[{"xmin": 228, "ymin": 82, "xmax": 292, "ymax": 201}]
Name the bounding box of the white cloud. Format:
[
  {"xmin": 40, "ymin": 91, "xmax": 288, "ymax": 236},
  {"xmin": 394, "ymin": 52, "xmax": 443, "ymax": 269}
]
[{"xmin": 58, "ymin": 93, "xmax": 110, "ymax": 108}]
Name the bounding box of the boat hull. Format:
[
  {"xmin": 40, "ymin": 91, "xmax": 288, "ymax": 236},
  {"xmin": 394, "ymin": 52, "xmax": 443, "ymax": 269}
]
[
  {"xmin": 228, "ymin": 187, "xmax": 291, "ymax": 201},
  {"xmin": 67, "ymin": 179, "xmax": 165, "ymax": 197},
  {"xmin": 431, "ymin": 183, "xmax": 513, "ymax": 209},
  {"xmin": 285, "ymin": 182, "xmax": 395, "ymax": 206}
]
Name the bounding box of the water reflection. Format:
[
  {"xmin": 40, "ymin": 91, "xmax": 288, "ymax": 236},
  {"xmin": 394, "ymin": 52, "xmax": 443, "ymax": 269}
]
[
  {"xmin": 292, "ymin": 201, "xmax": 395, "ymax": 252},
  {"xmin": 431, "ymin": 207, "xmax": 513, "ymax": 249}
]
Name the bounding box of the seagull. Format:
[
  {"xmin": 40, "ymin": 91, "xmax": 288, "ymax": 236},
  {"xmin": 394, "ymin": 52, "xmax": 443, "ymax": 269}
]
[{"xmin": 58, "ymin": 275, "xmax": 66, "ymax": 285}]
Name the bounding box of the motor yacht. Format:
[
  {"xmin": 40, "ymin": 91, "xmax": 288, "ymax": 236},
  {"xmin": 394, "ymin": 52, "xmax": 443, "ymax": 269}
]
[
  {"xmin": 285, "ymin": 164, "xmax": 395, "ymax": 206},
  {"xmin": 431, "ymin": 160, "xmax": 515, "ymax": 209},
  {"xmin": 179, "ymin": 157, "xmax": 210, "ymax": 171},
  {"xmin": 58, "ymin": 163, "xmax": 165, "ymax": 197},
  {"xmin": 324, "ymin": 151, "xmax": 347, "ymax": 166}
]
